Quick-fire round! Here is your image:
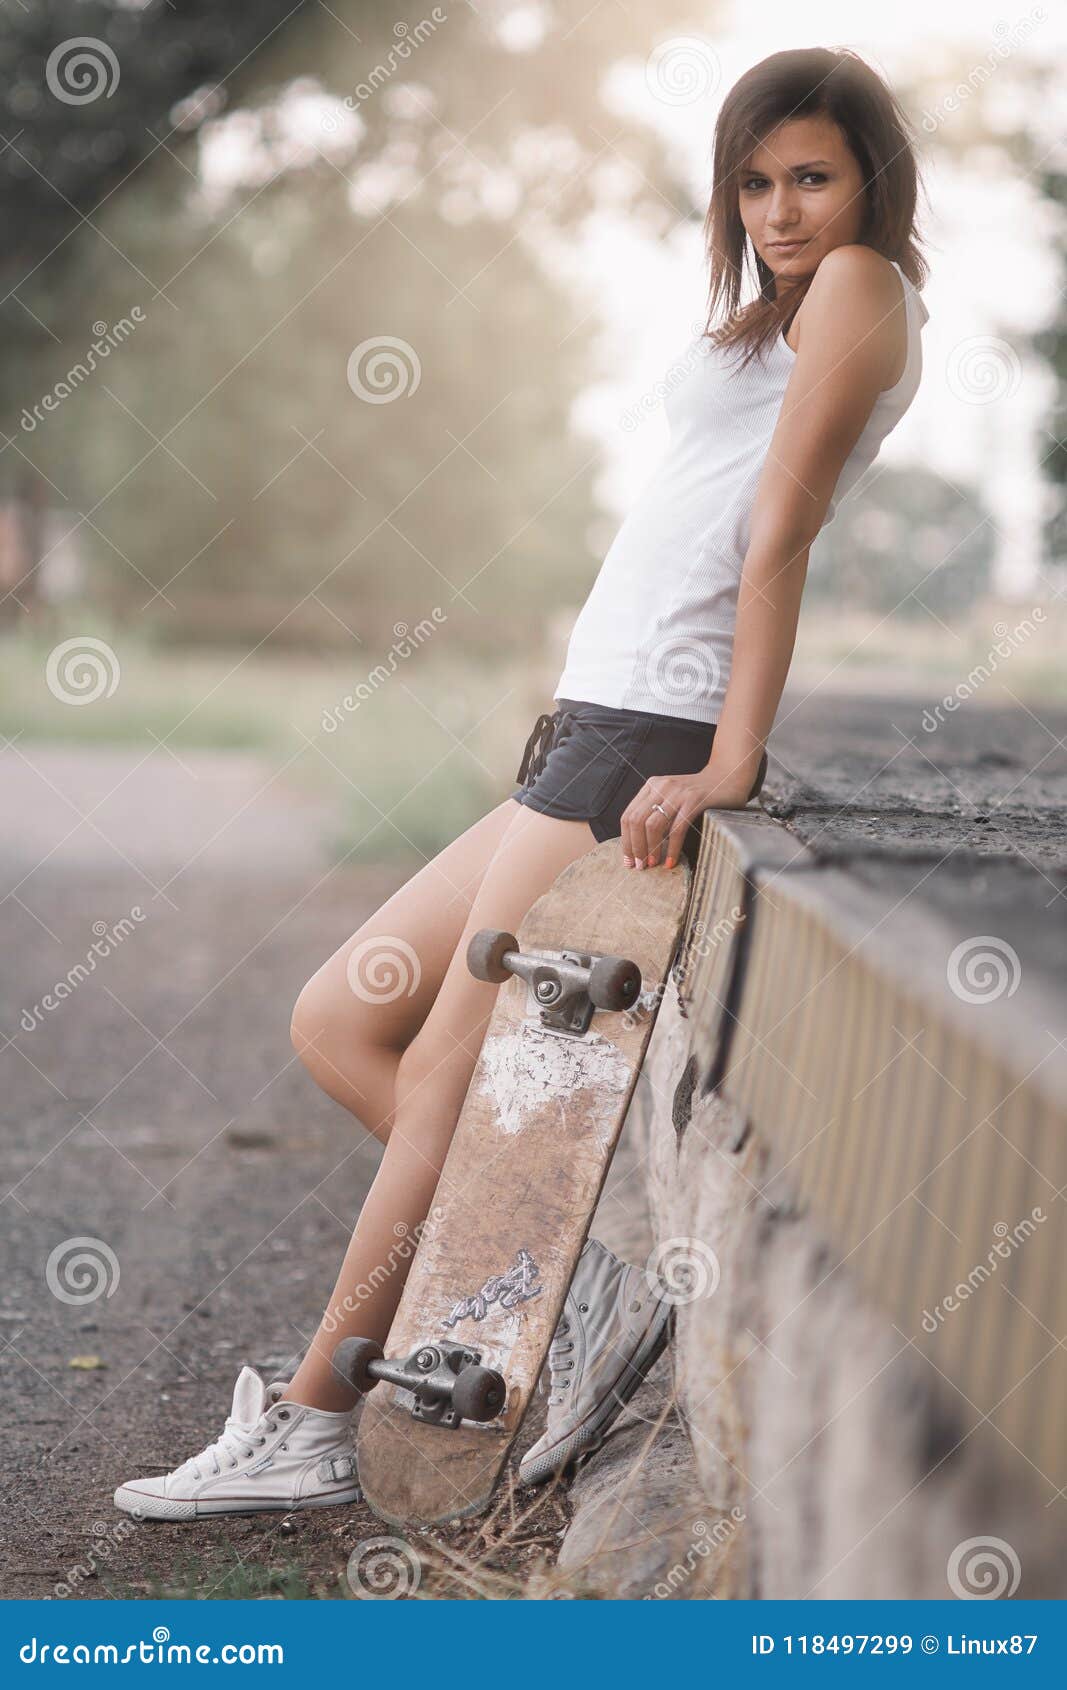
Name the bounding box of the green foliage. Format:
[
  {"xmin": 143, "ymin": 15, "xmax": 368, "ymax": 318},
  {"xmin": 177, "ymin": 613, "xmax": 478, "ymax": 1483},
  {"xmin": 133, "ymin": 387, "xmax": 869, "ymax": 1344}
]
[
  {"xmin": 1, "ymin": 0, "xmax": 690, "ymax": 658},
  {"xmin": 103, "ymin": 1548, "xmax": 325, "ymax": 1601}
]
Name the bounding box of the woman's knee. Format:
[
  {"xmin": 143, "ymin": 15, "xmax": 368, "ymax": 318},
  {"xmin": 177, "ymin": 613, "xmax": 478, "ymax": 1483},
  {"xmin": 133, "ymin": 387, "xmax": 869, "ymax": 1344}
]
[{"xmin": 290, "ymin": 973, "xmax": 372, "ymax": 1072}]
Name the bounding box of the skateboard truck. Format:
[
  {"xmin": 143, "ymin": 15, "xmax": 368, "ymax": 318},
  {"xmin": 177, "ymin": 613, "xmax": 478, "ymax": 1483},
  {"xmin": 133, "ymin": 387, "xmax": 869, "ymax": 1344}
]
[
  {"xmin": 467, "ymin": 929, "xmax": 642, "ymax": 1037},
  {"xmin": 332, "ymin": 1337, "xmax": 506, "ymax": 1428}
]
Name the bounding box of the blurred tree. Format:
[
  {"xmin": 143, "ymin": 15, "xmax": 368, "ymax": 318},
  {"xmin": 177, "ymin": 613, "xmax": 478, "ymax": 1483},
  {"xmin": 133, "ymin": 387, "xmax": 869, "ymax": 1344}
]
[
  {"xmin": 0, "ymin": 0, "xmax": 312, "ymax": 619},
  {"xmin": 1, "ymin": 0, "xmax": 697, "ymax": 650},
  {"xmin": 1031, "ymin": 158, "xmax": 1067, "ymax": 582},
  {"xmin": 902, "ymin": 47, "xmax": 1065, "ymax": 584}
]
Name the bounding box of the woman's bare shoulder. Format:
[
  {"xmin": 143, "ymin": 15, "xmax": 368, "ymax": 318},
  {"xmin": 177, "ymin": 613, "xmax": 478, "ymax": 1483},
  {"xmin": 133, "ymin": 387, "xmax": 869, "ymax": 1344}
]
[{"xmin": 785, "ymin": 245, "xmax": 904, "ymax": 388}]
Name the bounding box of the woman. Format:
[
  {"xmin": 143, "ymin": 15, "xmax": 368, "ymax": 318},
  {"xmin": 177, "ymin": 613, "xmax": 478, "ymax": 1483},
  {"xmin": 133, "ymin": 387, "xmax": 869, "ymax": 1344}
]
[{"xmin": 115, "ymin": 45, "xmax": 929, "ymax": 1519}]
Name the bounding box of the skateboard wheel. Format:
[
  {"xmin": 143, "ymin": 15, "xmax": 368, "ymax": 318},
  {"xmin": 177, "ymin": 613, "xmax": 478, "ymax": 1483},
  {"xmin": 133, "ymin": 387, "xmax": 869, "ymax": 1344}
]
[
  {"xmin": 332, "ymin": 1336, "xmax": 383, "ymax": 1394},
  {"xmin": 466, "ymin": 929, "xmax": 518, "ymax": 984},
  {"xmin": 588, "ymin": 955, "xmax": 642, "ymax": 1011},
  {"xmin": 452, "ymin": 1364, "xmax": 506, "ymax": 1423}
]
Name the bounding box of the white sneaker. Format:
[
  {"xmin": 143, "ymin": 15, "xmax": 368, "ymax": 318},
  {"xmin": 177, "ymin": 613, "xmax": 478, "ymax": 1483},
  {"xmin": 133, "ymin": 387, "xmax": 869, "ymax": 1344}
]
[
  {"xmin": 518, "ymin": 1238, "xmax": 673, "ymax": 1487},
  {"xmin": 114, "ymin": 1366, "xmax": 361, "ymax": 1520}
]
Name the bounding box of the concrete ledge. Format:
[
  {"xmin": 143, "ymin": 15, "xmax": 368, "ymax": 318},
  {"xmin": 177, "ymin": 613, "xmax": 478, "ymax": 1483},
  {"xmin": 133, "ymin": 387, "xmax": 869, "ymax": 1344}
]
[
  {"xmin": 559, "ymin": 775, "xmax": 1066, "ymax": 1596},
  {"xmin": 680, "ymin": 810, "xmax": 1066, "ymax": 1492},
  {"xmin": 552, "ymin": 1063, "xmax": 742, "ymax": 1599}
]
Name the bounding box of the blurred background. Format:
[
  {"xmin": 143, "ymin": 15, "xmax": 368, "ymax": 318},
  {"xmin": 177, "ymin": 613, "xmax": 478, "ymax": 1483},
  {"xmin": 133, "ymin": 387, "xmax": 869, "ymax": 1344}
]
[
  {"xmin": 2, "ymin": 0, "xmax": 1063, "ymax": 864},
  {"xmin": 1, "ymin": 0, "xmax": 1065, "ymax": 1601}
]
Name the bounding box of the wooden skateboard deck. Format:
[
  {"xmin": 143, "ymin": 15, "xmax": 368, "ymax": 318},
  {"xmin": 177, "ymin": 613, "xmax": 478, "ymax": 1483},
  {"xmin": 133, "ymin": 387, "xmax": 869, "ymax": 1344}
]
[{"xmin": 352, "ymin": 840, "xmax": 691, "ymax": 1527}]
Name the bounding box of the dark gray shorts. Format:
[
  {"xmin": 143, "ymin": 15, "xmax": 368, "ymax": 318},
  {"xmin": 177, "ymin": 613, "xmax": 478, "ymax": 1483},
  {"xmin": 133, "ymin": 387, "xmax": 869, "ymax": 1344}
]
[{"xmin": 510, "ymin": 696, "xmax": 768, "ymax": 850}]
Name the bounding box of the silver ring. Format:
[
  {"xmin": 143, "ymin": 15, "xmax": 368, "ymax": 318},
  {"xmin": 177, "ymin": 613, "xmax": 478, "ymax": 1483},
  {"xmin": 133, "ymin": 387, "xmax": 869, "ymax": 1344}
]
[{"xmin": 649, "ymin": 802, "xmax": 673, "ymax": 820}]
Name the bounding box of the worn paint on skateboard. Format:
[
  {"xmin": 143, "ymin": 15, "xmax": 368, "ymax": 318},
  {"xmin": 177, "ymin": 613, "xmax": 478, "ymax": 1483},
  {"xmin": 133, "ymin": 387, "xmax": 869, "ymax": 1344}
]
[{"xmin": 351, "ymin": 839, "xmax": 691, "ymax": 1527}]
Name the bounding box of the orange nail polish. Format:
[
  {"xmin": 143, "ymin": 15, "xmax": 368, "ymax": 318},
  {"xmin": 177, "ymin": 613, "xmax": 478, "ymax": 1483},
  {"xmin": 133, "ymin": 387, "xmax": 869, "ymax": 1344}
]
[{"xmin": 665, "ymin": 856, "xmax": 675, "ymax": 870}]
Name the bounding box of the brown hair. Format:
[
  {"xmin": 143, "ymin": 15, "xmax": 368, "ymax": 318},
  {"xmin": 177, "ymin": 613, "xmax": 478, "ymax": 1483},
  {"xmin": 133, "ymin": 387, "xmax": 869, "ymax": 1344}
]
[{"xmin": 704, "ymin": 47, "xmax": 928, "ymax": 370}]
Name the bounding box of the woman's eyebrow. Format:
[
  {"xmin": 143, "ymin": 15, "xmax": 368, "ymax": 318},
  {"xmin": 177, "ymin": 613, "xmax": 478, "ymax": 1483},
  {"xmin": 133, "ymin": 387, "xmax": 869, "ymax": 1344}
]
[{"xmin": 746, "ymin": 158, "xmax": 835, "ymax": 173}]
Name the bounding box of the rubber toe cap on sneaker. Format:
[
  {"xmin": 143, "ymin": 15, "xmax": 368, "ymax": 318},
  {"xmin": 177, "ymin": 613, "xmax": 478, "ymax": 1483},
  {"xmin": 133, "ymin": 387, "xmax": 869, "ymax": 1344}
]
[{"xmin": 114, "ymin": 1479, "xmax": 196, "ymax": 1520}]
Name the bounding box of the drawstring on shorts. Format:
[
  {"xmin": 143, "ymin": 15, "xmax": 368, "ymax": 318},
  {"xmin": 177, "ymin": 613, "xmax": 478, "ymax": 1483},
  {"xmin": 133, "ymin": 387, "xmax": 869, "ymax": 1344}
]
[{"xmin": 515, "ymin": 705, "xmax": 576, "ymax": 786}]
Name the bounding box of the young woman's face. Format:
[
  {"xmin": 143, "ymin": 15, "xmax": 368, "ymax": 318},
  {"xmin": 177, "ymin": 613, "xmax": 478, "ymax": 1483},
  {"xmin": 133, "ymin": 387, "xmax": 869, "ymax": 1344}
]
[{"xmin": 738, "ymin": 115, "xmax": 868, "ymax": 279}]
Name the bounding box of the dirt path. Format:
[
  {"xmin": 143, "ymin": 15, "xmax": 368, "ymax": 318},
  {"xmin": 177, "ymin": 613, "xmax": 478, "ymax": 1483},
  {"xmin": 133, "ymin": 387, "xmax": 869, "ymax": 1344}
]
[
  {"xmin": 0, "ymin": 746, "xmax": 562, "ymax": 1600},
  {"xmin": 4, "ymin": 686, "xmax": 1061, "ymax": 1600}
]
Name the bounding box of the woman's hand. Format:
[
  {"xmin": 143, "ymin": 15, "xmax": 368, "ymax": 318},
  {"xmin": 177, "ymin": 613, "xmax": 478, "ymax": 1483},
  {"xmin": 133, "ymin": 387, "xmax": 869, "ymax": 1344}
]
[{"xmin": 620, "ymin": 768, "xmax": 754, "ymax": 870}]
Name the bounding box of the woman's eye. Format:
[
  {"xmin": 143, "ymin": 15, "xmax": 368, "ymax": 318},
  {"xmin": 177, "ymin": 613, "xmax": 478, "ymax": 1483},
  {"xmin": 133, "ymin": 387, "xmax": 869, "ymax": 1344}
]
[{"xmin": 742, "ymin": 172, "xmax": 827, "ymax": 189}]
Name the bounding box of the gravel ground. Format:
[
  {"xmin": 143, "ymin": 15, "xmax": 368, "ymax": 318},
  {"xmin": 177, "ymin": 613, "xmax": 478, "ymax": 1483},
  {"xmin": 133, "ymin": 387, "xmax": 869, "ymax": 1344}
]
[
  {"xmin": 0, "ymin": 748, "xmax": 564, "ymax": 1601},
  {"xmin": 2, "ymin": 685, "xmax": 1062, "ymax": 1601}
]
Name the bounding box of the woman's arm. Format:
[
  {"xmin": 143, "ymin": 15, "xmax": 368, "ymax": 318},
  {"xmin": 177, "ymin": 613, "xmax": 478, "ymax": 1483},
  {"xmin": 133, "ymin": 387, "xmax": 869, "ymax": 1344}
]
[{"xmin": 704, "ymin": 243, "xmax": 905, "ymax": 802}]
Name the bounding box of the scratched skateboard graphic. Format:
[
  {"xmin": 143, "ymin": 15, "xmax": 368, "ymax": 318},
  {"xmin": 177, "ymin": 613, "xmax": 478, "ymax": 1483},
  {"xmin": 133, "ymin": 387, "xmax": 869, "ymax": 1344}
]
[{"xmin": 333, "ymin": 838, "xmax": 692, "ymax": 1527}]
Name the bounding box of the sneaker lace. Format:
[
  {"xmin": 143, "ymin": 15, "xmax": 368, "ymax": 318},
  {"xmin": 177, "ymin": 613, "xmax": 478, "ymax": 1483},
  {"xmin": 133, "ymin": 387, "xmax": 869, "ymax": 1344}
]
[
  {"xmin": 544, "ymin": 1315, "xmax": 576, "ymax": 1409},
  {"xmin": 180, "ymin": 1413, "xmax": 271, "ymax": 1481}
]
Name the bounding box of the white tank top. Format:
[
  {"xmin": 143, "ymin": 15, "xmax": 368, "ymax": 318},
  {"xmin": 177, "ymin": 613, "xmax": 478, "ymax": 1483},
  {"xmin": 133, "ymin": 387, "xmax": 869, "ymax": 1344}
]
[{"xmin": 555, "ymin": 258, "xmax": 929, "ymax": 724}]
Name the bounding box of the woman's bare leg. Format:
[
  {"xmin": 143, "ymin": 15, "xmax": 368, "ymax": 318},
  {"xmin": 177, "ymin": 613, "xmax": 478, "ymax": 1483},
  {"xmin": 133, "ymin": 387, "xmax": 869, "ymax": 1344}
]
[
  {"xmin": 287, "ymin": 798, "xmax": 601, "ymax": 1410},
  {"xmin": 290, "ymin": 797, "xmax": 522, "ymax": 1143}
]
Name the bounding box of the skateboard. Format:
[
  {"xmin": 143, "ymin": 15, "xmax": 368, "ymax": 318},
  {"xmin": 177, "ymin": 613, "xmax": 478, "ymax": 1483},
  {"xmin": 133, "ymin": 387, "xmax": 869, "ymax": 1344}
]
[{"xmin": 332, "ymin": 838, "xmax": 692, "ymax": 1527}]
